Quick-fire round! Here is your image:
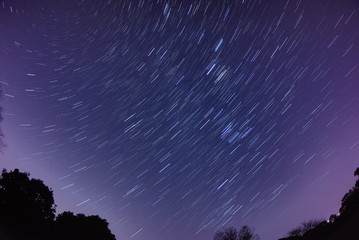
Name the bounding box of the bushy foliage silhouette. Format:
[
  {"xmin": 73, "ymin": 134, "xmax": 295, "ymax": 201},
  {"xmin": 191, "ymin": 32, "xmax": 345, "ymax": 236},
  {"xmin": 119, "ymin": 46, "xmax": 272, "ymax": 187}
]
[
  {"xmin": 214, "ymin": 227, "xmax": 239, "ymax": 240},
  {"xmin": 239, "ymin": 225, "xmax": 259, "ymax": 240},
  {"xmin": 0, "ymin": 169, "xmax": 56, "ymax": 239},
  {"xmin": 287, "ymin": 220, "xmax": 322, "ymax": 237},
  {"xmin": 0, "ymin": 168, "xmax": 116, "ymax": 240},
  {"xmin": 214, "ymin": 226, "xmax": 259, "ymax": 240},
  {"xmin": 54, "ymin": 211, "xmax": 116, "ymax": 240},
  {"xmin": 339, "ymin": 167, "xmax": 359, "ymax": 217},
  {"xmin": 280, "ymin": 167, "xmax": 359, "ymax": 240}
]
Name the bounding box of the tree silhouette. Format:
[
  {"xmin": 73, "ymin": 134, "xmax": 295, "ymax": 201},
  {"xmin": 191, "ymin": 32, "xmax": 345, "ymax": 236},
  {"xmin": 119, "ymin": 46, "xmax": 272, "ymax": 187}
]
[
  {"xmin": 213, "ymin": 226, "xmax": 259, "ymax": 240},
  {"xmin": 0, "ymin": 169, "xmax": 56, "ymax": 221},
  {"xmin": 0, "ymin": 168, "xmax": 116, "ymax": 240},
  {"xmin": 0, "ymin": 168, "xmax": 56, "ymax": 239},
  {"xmin": 280, "ymin": 166, "xmax": 359, "ymax": 240},
  {"xmin": 287, "ymin": 220, "xmax": 322, "ymax": 238},
  {"xmin": 54, "ymin": 211, "xmax": 116, "ymax": 240},
  {"xmin": 214, "ymin": 227, "xmax": 239, "ymax": 240},
  {"xmin": 238, "ymin": 225, "xmax": 259, "ymax": 240},
  {"xmin": 339, "ymin": 167, "xmax": 359, "ymax": 217},
  {"xmin": 355, "ymin": 168, "xmax": 359, "ymax": 178}
]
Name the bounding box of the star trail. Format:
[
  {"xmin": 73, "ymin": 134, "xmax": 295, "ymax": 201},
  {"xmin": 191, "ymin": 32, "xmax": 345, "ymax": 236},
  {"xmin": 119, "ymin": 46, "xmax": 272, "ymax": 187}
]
[{"xmin": 1, "ymin": 0, "xmax": 359, "ymax": 240}]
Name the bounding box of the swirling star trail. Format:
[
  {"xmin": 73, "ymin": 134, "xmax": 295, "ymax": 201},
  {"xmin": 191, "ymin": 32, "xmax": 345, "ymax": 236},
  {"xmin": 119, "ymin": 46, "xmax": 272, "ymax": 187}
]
[{"xmin": 1, "ymin": 0, "xmax": 358, "ymax": 239}]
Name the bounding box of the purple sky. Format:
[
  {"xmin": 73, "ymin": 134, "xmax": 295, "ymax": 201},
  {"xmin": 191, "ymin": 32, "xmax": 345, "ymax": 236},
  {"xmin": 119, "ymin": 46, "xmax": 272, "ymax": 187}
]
[{"xmin": 1, "ymin": 1, "xmax": 359, "ymax": 240}]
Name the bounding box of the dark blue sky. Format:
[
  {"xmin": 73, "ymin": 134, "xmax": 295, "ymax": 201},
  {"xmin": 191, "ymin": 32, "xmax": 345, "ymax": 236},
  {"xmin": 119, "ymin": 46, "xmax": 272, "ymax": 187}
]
[{"xmin": 1, "ymin": 0, "xmax": 359, "ymax": 240}]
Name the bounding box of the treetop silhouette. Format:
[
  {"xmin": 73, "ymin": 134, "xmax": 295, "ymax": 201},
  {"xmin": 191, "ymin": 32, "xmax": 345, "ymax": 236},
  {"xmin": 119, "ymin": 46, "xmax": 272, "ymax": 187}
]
[
  {"xmin": 0, "ymin": 168, "xmax": 56, "ymax": 224},
  {"xmin": 213, "ymin": 225, "xmax": 260, "ymax": 240},
  {"xmin": 281, "ymin": 167, "xmax": 359, "ymax": 240},
  {"xmin": 0, "ymin": 168, "xmax": 116, "ymax": 240},
  {"xmin": 55, "ymin": 211, "xmax": 116, "ymax": 240}
]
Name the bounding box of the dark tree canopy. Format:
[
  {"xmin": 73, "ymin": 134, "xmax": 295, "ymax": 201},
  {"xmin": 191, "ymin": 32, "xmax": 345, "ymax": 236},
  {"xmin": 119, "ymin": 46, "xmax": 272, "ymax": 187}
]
[
  {"xmin": 287, "ymin": 220, "xmax": 322, "ymax": 237},
  {"xmin": 0, "ymin": 168, "xmax": 56, "ymax": 224},
  {"xmin": 55, "ymin": 211, "xmax": 116, "ymax": 240},
  {"xmin": 339, "ymin": 167, "xmax": 359, "ymax": 216},
  {"xmin": 281, "ymin": 166, "xmax": 359, "ymax": 240},
  {"xmin": 0, "ymin": 168, "xmax": 116, "ymax": 240},
  {"xmin": 214, "ymin": 227, "xmax": 239, "ymax": 240},
  {"xmin": 0, "ymin": 169, "xmax": 56, "ymax": 239},
  {"xmin": 355, "ymin": 167, "xmax": 359, "ymax": 177},
  {"xmin": 239, "ymin": 225, "xmax": 259, "ymax": 240},
  {"xmin": 214, "ymin": 226, "xmax": 259, "ymax": 240}
]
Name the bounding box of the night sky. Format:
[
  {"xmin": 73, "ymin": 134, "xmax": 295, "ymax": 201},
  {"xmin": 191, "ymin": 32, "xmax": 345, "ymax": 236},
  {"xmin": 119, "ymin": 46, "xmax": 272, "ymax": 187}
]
[{"xmin": 1, "ymin": 0, "xmax": 359, "ymax": 240}]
